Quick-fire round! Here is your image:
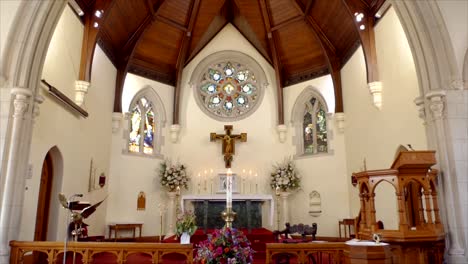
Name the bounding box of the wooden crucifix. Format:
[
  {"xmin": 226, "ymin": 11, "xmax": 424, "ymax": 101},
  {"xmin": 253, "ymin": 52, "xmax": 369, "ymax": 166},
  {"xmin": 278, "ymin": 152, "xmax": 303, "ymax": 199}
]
[{"xmin": 210, "ymin": 125, "xmax": 247, "ymax": 168}]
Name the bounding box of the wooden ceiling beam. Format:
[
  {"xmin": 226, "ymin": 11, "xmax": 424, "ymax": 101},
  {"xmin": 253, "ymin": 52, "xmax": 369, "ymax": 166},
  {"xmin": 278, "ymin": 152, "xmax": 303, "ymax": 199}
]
[
  {"xmin": 342, "ymin": 0, "xmax": 379, "ymax": 83},
  {"xmin": 114, "ymin": 0, "xmax": 165, "ymax": 112},
  {"xmin": 270, "ymin": 15, "xmax": 303, "ymax": 32},
  {"xmin": 291, "ymin": 0, "xmax": 344, "ymax": 112},
  {"xmin": 78, "ymin": 0, "xmax": 114, "ymax": 82},
  {"xmin": 185, "ymin": 0, "xmax": 228, "ymax": 64},
  {"xmin": 155, "ymin": 15, "xmax": 188, "ymax": 32},
  {"xmin": 259, "ymin": 0, "xmax": 285, "ymax": 125},
  {"xmin": 304, "ymin": 0, "xmax": 315, "ymax": 15},
  {"xmin": 173, "ymin": 0, "xmax": 201, "ymax": 125}
]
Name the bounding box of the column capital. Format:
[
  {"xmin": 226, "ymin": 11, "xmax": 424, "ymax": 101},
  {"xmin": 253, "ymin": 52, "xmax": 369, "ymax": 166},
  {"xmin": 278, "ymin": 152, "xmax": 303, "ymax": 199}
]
[
  {"xmin": 11, "ymin": 87, "xmax": 33, "ymax": 97},
  {"xmin": 426, "ymin": 90, "xmax": 446, "ymax": 120},
  {"xmin": 367, "ymin": 81, "xmax": 383, "ymax": 110},
  {"xmin": 334, "ymin": 112, "xmax": 345, "ymax": 133},
  {"xmin": 11, "ymin": 88, "xmax": 32, "ymax": 118},
  {"xmin": 276, "ymin": 124, "xmax": 287, "ymax": 143},
  {"xmin": 413, "ymin": 96, "xmax": 426, "ymax": 122},
  {"xmin": 170, "ymin": 124, "xmax": 181, "ymax": 143},
  {"xmin": 75, "ymin": 80, "xmax": 90, "ymax": 106},
  {"xmin": 112, "ymin": 112, "xmax": 123, "ymax": 134}
]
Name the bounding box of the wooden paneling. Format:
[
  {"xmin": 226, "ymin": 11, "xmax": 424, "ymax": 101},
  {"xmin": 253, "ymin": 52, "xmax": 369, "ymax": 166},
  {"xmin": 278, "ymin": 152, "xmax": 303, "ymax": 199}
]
[
  {"xmin": 101, "ymin": 0, "xmax": 150, "ymax": 50},
  {"xmin": 188, "ymin": 0, "xmax": 226, "ymax": 55},
  {"xmin": 267, "ymin": 0, "xmax": 302, "ymax": 27},
  {"xmin": 134, "ymin": 22, "xmax": 184, "ymax": 67},
  {"xmin": 158, "ymin": 0, "xmax": 191, "ymax": 27},
  {"xmin": 276, "ymin": 21, "xmax": 326, "ymax": 77},
  {"xmin": 232, "ymin": 0, "xmax": 271, "ymax": 62},
  {"xmin": 310, "ymin": 0, "xmax": 358, "ymax": 57}
]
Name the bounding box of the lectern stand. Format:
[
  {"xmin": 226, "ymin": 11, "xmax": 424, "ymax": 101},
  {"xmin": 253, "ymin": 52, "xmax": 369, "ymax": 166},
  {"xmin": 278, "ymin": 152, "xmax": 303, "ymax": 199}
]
[{"xmin": 352, "ymin": 151, "xmax": 445, "ymax": 263}]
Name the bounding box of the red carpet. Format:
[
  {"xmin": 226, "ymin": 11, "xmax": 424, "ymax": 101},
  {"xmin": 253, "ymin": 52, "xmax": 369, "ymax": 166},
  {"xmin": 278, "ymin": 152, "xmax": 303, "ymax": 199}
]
[{"xmin": 163, "ymin": 228, "xmax": 274, "ymax": 263}]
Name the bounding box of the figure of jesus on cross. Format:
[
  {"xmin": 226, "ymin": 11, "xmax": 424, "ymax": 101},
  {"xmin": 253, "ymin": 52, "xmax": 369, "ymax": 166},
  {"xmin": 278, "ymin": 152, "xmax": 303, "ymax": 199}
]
[{"xmin": 210, "ymin": 125, "xmax": 247, "ymax": 168}]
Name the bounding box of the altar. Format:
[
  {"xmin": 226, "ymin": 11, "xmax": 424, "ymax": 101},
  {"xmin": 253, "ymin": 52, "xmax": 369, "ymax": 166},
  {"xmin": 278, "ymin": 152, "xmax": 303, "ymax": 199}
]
[{"xmin": 181, "ymin": 194, "xmax": 274, "ymax": 233}]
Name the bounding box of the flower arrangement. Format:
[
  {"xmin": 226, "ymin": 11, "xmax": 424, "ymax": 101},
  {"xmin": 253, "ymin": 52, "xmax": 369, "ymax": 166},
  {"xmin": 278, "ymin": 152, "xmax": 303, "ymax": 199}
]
[
  {"xmin": 195, "ymin": 227, "xmax": 254, "ymax": 264},
  {"xmin": 159, "ymin": 160, "xmax": 189, "ymax": 191},
  {"xmin": 176, "ymin": 210, "xmax": 198, "ymax": 236},
  {"xmin": 270, "ymin": 158, "xmax": 300, "ymax": 191}
]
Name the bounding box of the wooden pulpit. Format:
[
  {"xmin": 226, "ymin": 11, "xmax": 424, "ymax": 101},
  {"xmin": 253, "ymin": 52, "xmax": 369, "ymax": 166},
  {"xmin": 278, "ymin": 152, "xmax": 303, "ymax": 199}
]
[{"xmin": 352, "ymin": 151, "xmax": 444, "ymax": 242}]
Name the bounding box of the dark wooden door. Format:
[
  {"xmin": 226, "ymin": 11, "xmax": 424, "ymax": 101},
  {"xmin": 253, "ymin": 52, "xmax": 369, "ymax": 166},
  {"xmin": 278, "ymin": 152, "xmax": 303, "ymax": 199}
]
[{"xmin": 34, "ymin": 152, "xmax": 54, "ymax": 241}]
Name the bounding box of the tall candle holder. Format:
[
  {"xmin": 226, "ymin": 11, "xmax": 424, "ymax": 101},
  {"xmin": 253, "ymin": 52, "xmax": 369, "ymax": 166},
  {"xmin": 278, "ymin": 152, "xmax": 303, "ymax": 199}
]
[
  {"xmin": 221, "ymin": 168, "xmax": 237, "ymax": 228},
  {"xmin": 275, "ymin": 185, "xmax": 281, "ymax": 230}
]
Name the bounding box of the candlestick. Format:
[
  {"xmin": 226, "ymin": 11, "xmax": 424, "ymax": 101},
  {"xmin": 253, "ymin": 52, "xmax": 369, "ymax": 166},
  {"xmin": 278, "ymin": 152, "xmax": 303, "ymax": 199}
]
[
  {"xmin": 226, "ymin": 168, "xmax": 232, "ymax": 209},
  {"xmin": 197, "ymin": 173, "xmax": 201, "ymax": 194},
  {"xmin": 255, "ymin": 173, "xmax": 258, "ymax": 193},
  {"xmin": 204, "ymin": 170, "xmax": 207, "ymax": 192},
  {"xmin": 222, "ymin": 168, "xmax": 236, "ymax": 228}
]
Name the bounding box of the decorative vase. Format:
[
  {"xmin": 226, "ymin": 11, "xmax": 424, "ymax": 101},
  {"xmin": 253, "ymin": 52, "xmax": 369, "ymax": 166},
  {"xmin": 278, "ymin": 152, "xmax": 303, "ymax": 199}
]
[{"xmin": 180, "ymin": 232, "xmax": 190, "ymax": 244}]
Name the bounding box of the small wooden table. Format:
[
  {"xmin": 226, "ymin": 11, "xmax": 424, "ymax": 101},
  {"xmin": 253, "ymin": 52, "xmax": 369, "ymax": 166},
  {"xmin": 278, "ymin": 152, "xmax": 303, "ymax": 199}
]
[{"xmin": 108, "ymin": 223, "xmax": 143, "ymax": 241}]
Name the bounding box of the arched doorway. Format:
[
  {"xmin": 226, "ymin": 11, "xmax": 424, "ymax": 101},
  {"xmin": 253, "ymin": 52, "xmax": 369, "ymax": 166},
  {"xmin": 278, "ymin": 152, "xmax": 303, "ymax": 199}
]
[{"xmin": 34, "ymin": 152, "xmax": 54, "ymax": 241}]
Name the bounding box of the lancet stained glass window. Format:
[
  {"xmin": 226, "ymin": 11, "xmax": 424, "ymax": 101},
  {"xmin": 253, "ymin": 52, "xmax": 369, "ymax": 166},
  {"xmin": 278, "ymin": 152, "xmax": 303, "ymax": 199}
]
[
  {"xmin": 197, "ymin": 61, "xmax": 259, "ymax": 120},
  {"xmin": 129, "ymin": 96, "xmax": 156, "ymax": 154},
  {"xmin": 303, "ymin": 97, "xmax": 327, "ymax": 154}
]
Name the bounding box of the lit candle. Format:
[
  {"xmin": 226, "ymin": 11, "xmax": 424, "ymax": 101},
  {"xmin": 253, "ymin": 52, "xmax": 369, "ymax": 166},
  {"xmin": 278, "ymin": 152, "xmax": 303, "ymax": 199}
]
[
  {"xmin": 255, "ymin": 173, "xmax": 258, "ymax": 193},
  {"xmin": 226, "ymin": 168, "xmax": 233, "ymax": 209},
  {"xmin": 204, "ymin": 170, "xmax": 207, "ymax": 191},
  {"xmin": 197, "ymin": 173, "xmax": 201, "ymax": 194},
  {"xmin": 275, "ymin": 185, "xmax": 280, "ymax": 195}
]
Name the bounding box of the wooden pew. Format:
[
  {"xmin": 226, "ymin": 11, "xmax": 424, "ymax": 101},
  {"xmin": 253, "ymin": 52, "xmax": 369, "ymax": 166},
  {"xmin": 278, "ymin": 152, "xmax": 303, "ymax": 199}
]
[
  {"xmin": 265, "ymin": 242, "xmax": 345, "ymax": 264},
  {"xmin": 10, "ymin": 241, "xmax": 193, "ymax": 264}
]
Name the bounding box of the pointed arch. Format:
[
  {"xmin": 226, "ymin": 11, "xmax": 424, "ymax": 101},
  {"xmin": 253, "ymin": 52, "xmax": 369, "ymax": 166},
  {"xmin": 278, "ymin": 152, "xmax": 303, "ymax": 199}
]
[
  {"xmin": 291, "ymin": 86, "xmax": 333, "ymax": 158},
  {"xmin": 124, "ymin": 86, "xmax": 166, "ymax": 158}
]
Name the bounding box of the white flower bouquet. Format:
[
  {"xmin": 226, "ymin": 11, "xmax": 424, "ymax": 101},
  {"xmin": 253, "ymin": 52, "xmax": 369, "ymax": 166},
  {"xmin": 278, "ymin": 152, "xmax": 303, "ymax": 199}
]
[
  {"xmin": 270, "ymin": 158, "xmax": 300, "ymax": 191},
  {"xmin": 159, "ymin": 160, "xmax": 189, "ymax": 191}
]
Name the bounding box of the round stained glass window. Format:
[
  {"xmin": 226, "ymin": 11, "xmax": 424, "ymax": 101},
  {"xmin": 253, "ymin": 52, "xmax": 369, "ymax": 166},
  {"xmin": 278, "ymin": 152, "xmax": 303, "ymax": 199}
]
[{"xmin": 196, "ymin": 61, "xmax": 261, "ymax": 120}]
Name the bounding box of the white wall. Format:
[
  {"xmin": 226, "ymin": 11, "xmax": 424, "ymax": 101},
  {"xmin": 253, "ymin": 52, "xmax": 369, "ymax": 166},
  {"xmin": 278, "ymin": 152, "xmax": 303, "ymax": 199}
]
[
  {"xmin": 106, "ymin": 73, "xmax": 174, "ymax": 237},
  {"xmin": 342, "ymin": 7, "xmax": 427, "ymax": 224},
  {"xmin": 283, "ymin": 75, "xmax": 350, "ymax": 235},
  {"xmin": 107, "ymin": 24, "xmax": 351, "ymax": 237},
  {"xmin": 20, "ymin": 6, "xmax": 116, "ymax": 240}
]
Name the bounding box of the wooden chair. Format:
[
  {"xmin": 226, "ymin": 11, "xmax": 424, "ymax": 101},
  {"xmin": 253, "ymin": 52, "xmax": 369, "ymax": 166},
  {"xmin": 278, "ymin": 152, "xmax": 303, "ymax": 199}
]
[{"xmin": 338, "ymin": 218, "xmax": 356, "ymax": 238}]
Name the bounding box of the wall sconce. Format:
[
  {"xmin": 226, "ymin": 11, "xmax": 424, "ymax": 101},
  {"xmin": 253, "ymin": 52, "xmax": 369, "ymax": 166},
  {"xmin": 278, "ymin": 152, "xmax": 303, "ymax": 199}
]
[{"xmin": 99, "ymin": 173, "xmax": 106, "ymax": 188}]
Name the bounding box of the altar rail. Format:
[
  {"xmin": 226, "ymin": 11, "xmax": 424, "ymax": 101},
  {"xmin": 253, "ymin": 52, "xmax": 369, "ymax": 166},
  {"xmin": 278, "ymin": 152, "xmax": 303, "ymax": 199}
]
[
  {"xmin": 9, "ymin": 241, "xmax": 193, "ymax": 264},
  {"xmin": 265, "ymin": 242, "xmax": 346, "ymax": 264}
]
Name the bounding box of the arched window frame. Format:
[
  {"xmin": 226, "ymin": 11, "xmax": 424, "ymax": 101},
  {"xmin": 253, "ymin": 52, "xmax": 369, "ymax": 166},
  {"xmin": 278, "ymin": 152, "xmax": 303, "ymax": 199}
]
[
  {"xmin": 123, "ymin": 86, "xmax": 166, "ymax": 159},
  {"xmin": 291, "ymin": 86, "xmax": 334, "ymax": 158},
  {"xmin": 189, "ymin": 50, "xmax": 268, "ymax": 122}
]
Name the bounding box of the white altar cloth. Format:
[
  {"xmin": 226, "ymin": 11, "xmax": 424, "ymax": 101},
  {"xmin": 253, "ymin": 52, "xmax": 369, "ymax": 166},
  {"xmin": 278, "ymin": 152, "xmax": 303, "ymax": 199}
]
[{"xmin": 181, "ymin": 194, "xmax": 275, "ymax": 226}]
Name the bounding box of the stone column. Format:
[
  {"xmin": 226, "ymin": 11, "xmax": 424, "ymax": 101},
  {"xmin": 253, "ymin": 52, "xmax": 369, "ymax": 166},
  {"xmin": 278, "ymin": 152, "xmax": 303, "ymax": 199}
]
[
  {"xmin": 0, "ymin": 88, "xmax": 32, "ymax": 261},
  {"xmin": 166, "ymin": 191, "xmax": 177, "ymax": 237},
  {"xmin": 426, "ymin": 90, "xmax": 464, "ymax": 255},
  {"xmin": 280, "ymin": 192, "xmax": 290, "ymax": 228}
]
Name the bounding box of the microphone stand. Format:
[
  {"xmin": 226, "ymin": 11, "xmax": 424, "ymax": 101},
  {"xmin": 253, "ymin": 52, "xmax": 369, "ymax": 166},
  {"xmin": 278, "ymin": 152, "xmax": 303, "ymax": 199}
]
[{"xmin": 63, "ymin": 194, "xmax": 82, "ymax": 264}]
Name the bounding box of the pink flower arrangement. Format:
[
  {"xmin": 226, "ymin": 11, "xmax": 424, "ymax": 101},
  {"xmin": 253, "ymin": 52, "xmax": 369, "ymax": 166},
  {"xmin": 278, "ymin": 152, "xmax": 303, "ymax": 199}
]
[{"xmin": 195, "ymin": 227, "xmax": 254, "ymax": 264}]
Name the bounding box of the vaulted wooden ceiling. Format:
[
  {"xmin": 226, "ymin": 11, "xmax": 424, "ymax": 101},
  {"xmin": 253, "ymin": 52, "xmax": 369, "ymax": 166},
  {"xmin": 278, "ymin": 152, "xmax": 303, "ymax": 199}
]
[{"xmin": 75, "ymin": 0, "xmax": 386, "ymax": 117}]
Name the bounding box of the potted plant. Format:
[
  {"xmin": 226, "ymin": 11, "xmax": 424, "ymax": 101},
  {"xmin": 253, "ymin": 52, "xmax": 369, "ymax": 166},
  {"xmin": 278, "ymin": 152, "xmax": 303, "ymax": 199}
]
[{"xmin": 176, "ymin": 210, "xmax": 197, "ymax": 244}]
